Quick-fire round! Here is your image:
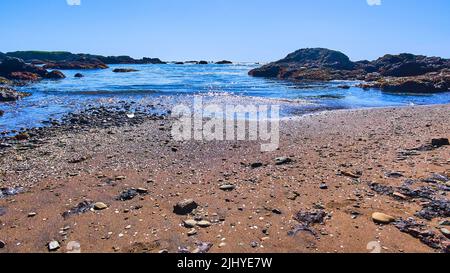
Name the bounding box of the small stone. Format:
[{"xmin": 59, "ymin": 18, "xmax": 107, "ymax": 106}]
[
  {"xmin": 173, "ymin": 199, "xmax": 198, "ymax": 215},
  {"xmin": 48, "ymin": 240, "xmax": 60, "ymax": 251},
  {"xmin": 251, "ymin": 162, "xmax": 263, "ymax": 169},
  {"xmin": 393, "ymin": 192, "xmax": 408, "ymax": 200},
  {"xmin": 250, "ymin": 241, "xmax": 259, "ymax": 248},
  {"xmin": 136, "ymin": 188, "xmax": 149, "ymax": 194},
  {"xmin": 94, "ymin": 202, "xmax": 108, "ymax": 210},
  {"xmin": 319, "ymin": 183, "xmax": 328, "ymax": 190},
  {"xmin": 272, "ymin": 209, "xmax": 282, "ymax": 215},
  {"xmin": 218, "ymin": 242, "xmax": 227, "ymax": 248},
  {"xmin": 219, "ymin": 184, "xmax": 236, "ymax": 191},
  {"xmin": 439, "ymin": 220, "xmax": 450, "ymax": 226},
  {"xmin": 275, "ymin": 157, "xmax": 292, "ymax": 165},
  {"xmin": 187, "ymin": 229, "xmax": 197, "ymax": 236},
  {"xmin": 440, "ymin": 228, "xmax": 450, "ymax": 238},
  {"xmin": 183, "ymin": 219, "xmax": 198, "ymax": 228},
  {"xmin": 197, "ymin": 220, "xmax": 212, "ymax": 228},
  {"xmin": 0, "ymin": 240, "xmax": 5, "ymax": 249},
  {"xmin": 28, "ymin": 212, "xmax": 37, "ymax": 217},
  {"xmin": 431, "ymin": 138, "xmax": 449, "ymax": 147},
  {"xmin": 372, "ymin": 212, "xmax": 395, "ymax": 224}
]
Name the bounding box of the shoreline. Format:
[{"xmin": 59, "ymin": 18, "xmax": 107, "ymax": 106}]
[{"xmin": 1, "ymin": 104, "xmax": 449, "ymax": 253}]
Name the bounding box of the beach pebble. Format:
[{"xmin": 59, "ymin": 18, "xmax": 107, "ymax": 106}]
[
  {"xmin": 275, "ymin": 157, "xmax": 292, "ymax": 165},
  {"xmin": 48, "ymin": 240, "xmax": 60, "ymax": 251},
  {"xmin": 183, "ymin": 219, "xmax": 198, "ymax": 228},
  {"xmin": 28, "ymin": 212, "xmax": 37, "ymax": 217},
  {"xmin": 94, "ymin": 202, "xmax": 108, "ymax": 210},
  {"xmin": 393, "ymin": 192, "xmax": 408, "ymax": 200},
  {"xmin": 319, "ymin": 183, "xmax": 328, "ymax": 190},
  {"xmin": 372, "ymin": 212, "xmax": 395, "ymax": 224},
  {"xmin": 439, "ymin": 220, "xmax": 450, "ymax": 226},
  {"xmin": 0, "ymin": 240, "xmax": 5, "ymax": 249},
  {"xmin": 197, "ymin": 220, "xmax": 212, "ymax": 228},
  {"xmin": 219, "ymin": 184, "xmax": 236, "ymax": 191},
  {"xmin": 173, "ymin": 199, "xmax": 198, "ymax": 215},
  {"xmin": 440, "ymin": 228, "xmax": 450, "ymax": 238},
  {"xmin": 187, "ymin": 229, "xmax": 197, "ymax": 236}
]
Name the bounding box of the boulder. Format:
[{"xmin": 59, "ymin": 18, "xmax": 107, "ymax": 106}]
[
  {"xmin": 216, "ymin": 60, "xmax": 233, "ymax": 64},
  {"xmin": 173, "ymin": 199, "xmax": 198, "ymax": 215},
  {"xmin": 0, "ymin": 87, "xmax": 31, "ymax": 102},
  {"xmin": 198, "ymin": 61, "xmax": 209, "ymax": 65},
  {"xmin": 0, "ymin": 56, "xmax": 66, "ymax": 81},
  {"xmin": 43, "ymin": 58, "xmax": 109, "ymax": 70}
]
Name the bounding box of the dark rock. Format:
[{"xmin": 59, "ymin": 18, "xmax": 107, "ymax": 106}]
[
  {"xmin": 62, "ymin": 201, "xmax": 93, "ymax": 219},
  {"xmin": 175, "ymin": 62, "xmax": 184, "ymax": 65},
  {"xmin": 275, "ymin": 157, "xmax": 292, "ymax": 165},
  {"xmin": 113, "ymin": 68, "xmax": 139, "ymax": 73},
  {"xmin": 416, "ymin": 199, "xmax": 450, "ymax": 220},
  {"xmin": 319, "ymin": 183, "xmax": 328, "ymax": 190},
  {"xmin": 432, "ymin": 138, "xmax": 450, "ymax": 147},
  {"xmin": 337, "ymin": 85, "xmax": 351, "ymax": 89},
  {"xmin": 117, "ymin": 189, "xmax": 139, "ymax": 201},
  {"xmin": 43, "ymin": 58, "xmax": 109, "ymax": 70},
  {"xmin": 46, "ymin": 70, "xmax": 66, "ymax": 79},
  {"xmin": 0, "ymin": 240, "xmax": 5, "ymax": 249},
  {"xmin": 74, "ymin": 73, "xmax": 84, "ymax": 78},
  {"xmin": 216, "ymin": 60, "xmax": 233, "ymax": 65},
  {"xmin": 0, "ymin": 87, "xmax": 31, "ymax": 102},
  {"xmin": 173, "ymin": 199, "xmax": 198, "ymax": 215},
  {"xmin": 288, "ymin": 209, "xmax": 328, "ymax": 238},
  {"xmin": 0, "ymin": 56, "xmax": 66, "ymax": 81},
  {"xmin": 0, "ymin": 187, "xmax": 24, "ymax": 199},
  {"xmin": 198, "ymin": 61, "xmax": 208, "ymax": 65},
  {"xmin": 250, "ymin": 162, "xmax": 263, "ymax": 169},
  {"xmin": 394, "ymin": 218, "xmax": 445, "ymax": 251}
]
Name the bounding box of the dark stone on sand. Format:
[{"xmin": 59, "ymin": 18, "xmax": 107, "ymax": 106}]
[
  {"xmin": 173, "ymin": 199, "xmax": 198, "ymax": 215},
  {"xmin": 0, "ymin": 240, "xmax": 5, "ymax": 249},
  {"xmin": 250, "ymin": 162, "xmax": 263, "ymax": 168},
  {"xmin": 117, "ymin": 189, "xmax": 139, "ymax": 201},
  {"xmin": 62, "ymin": 201, "xmax": 94, "ymax": 218},
  {"xmin": 0, "ymin": 187, "xmax": 24, "ymax": 199},
  {"xmin": 275, "ymin": 157, "xmax": 292, "ymax": 165},
  {"xmin": 431, "ymin": 138, "xmax": 449, "ymax": 147}
]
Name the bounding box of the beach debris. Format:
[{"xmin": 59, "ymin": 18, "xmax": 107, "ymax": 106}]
[
  {"xmin": 394, "ymin": 218, "xmax": 445, "ymax": 251},
  {"xmin": 192, "ymin": 242, "xmax": 213, "ymax": 253},
  {"xmin": 219, "ymin": 184, "xmax": 236, "ymax": 191},
  {"xmin": 116, "ymin": 188, "xmax": 147, "ymax": 201},
  {"xmin": 93, "ymin": 202, "xmax": 108, "ymax": 210},
  {"xmin": 416, "ymin": 199, "xmax": 450, "ymax": 220},
  {"xmin": 48, "ymin": 240, "xmax": 60, "ymax": 252},
  {"xmin": 62, "ymin": 200, "xmax": 93, "ymax": 219},
  {"xmin": 0, "ymin": 187, "xmax": 24, "ymax": 199},
  {"xmin": 431, "ymin": 138, "xmax": 449, "ymax": 148},
  {"xmin": 173, "ymin": 199, "xmax": 198, "ymax": 215},
  {"xmin": 275, "ymin": 157, "xmax": 292, "ymax": 165},
  {"xmin": 288, "ymin": 209, "xmax": 328, "ymax": 238},
  {"xmin": 372, "ymin": 212, "xmax": 396, "ymax": 224}
]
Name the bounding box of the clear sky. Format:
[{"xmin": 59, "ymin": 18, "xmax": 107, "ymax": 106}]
[{"xmin": 0, "ymin": 0, "xmax": 449, "ymax": 62}]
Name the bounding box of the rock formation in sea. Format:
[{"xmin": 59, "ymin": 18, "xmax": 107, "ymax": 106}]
[
  {"xmin": 0, "ymin": 57, "xmax": 66, "ymax": 81},
  {"xmin": 249, "ymin": 48, "xmax": 450, "ymax": 93}
]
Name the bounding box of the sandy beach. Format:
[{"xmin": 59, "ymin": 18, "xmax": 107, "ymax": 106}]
[{"xmin": 0, "ymin": 104, "xmax": 449, "ymax": 253}]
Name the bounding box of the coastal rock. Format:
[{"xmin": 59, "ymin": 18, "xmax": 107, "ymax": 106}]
[
  {"xmin": 8, "ymin": 71, "xmax": 42, "ymax": 81},
  {"xmin": 46, "ymin": 70, "xmax": 66, "ymax": 79},
  {"xmin": 216, "ymin": 60, "xmax": 233, "ymax": 64},
  {"xmin": 0, "ymin": 87, "xmax": 31, "ymax": 102},
  {"xmin": 0, "ymin": 110, "xmax": 4, "ymax": 117},
  {"xmin": 113, "ymin": 68, "xmax": 139, "ymax": 73},
  {"xmin": 198, "ymin": 61, "xmax": 208, "ymax": 65},
  {"xmin": 372, "ymin": 212, "xmax": 395, "ymax": 224},
  {"xmin": 0, "ymin": 56, "xmax": 65, "ymax": 81},
  {"xmin": 74, "ymin": 73, "xmax": 84, "ymax": 78},
  {"xmin": 43, "ymin": 58, "xmax": 109, "ymax": 70},
  {"xmin": 173, "ymin": 199, "xmax": 198, "ymax": 215}
]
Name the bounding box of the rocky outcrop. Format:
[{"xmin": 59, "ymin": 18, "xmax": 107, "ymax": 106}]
[
  {"xmin": 43, "ymin": 57, "xmax": 109, "ymax": 70},
  {"xmin": 359, "ymin": 69, "xmax": 450, "ymax": 93},
  {"xmin": 0, "ymin": 87, "xmax": 31, "ymax": 102},
  {"xmin": 0, "ymin": 57, "xmax": 66, "ymax": 81},
  {"xmin": 113, "ymin": 68, "xmax": 139, "ymax": 73},
  {"xmin": 249, "ymin": 48, "xmax": 450, "ymax": 93},
  {"xmin": 216, "ymin": 60, "xmax": 233, "ymax": 64}
]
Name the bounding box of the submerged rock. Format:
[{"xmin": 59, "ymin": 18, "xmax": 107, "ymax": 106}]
[
  {"xmin": 74, "ymin": 73, "xmax": 84, "ymax": 78},
  {"xmin": 112, "ymin": 68, "xmax": 139, "ymax": 73},
  {"xmin": 216, "ymin": 60, "xmax": 232, "ymax": 64}
]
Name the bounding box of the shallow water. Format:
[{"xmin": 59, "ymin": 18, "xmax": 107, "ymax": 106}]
[{"xmin": 1, "ymin": 63, "xmax": 450, "ymax": 132}]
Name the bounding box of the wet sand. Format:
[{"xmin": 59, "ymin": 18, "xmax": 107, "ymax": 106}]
[{"xmin": 0, "ymin": 104, "xmax": 449, "ymax": 253}]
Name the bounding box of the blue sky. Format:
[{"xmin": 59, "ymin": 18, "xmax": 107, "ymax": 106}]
[{"xmin": 0, "ymin": 0, "xmax": 449, "ymax": 62}]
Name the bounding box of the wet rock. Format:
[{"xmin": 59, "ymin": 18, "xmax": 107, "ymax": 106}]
[
  {"xmin": 62, "ymin": 201, "xmax": 93, "ymax": 218},
  {"xmin": 93, "ymin": 202, "xmax": 108, "ymax": 210},
  {"xmin": 216, "ymin": 60, "xmax": 232, "ymax": 64},
  {"xmin": 431, "ymin": 138, "xmax": 449, "ymax": 148},
  {"xmin": 173, "ymin": 199, "xmax": 198, "ymax": 215},
  {"xmin": 0, "ymin": 87, "xmax": 31, "ymax": 102},
  {"xmin": 112, "ymin": 68, "xmax": 139, "ymax": 73},
  {"xmin": 74, "ymin": 73, "xmax": 84, "ymax": 78},
  {"xmin": 372, "ymin": 212, "xmax": 395, "ymax": 224},
  {"xmin": 275, "ymin": 157, "xmax": 292, "ymax": 165},
  {"xmin": 198, "ymin": 61, "xmax": 208, "ymax": 65},
  {"xmin": 48, "ymin": 240, "xmax": 60, "ymax": 251},
  {"xmin": 44, "ymin": 58, "xmax": 109, "ymax": 70}
]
